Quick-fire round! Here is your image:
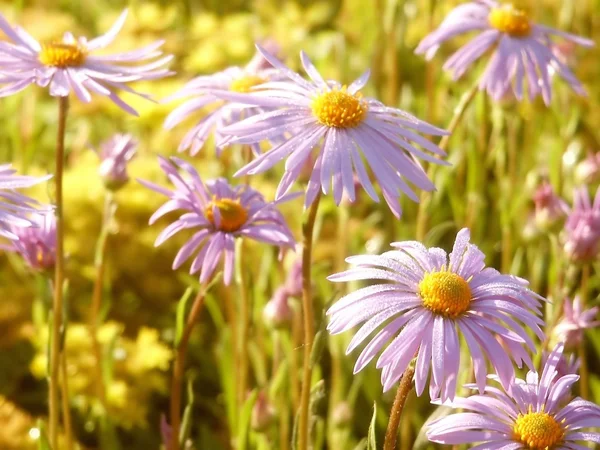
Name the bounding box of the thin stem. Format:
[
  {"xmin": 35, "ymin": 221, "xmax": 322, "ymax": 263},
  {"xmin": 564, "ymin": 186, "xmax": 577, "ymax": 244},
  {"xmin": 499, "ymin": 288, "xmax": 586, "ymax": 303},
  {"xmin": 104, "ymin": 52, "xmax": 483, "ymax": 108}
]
[
  {"xmin": 238, "ymin": 242, "xmax": 250, "ymax": 408},
  {"xmin": 60, "ymin": 353, "xmax": 73, "ymax": 450},
  {"xmin": 416, "ymin": 82, "xmax": 480, "ymax": 241},
  {"xmin": 49, "ymin": 95, "xmax": 69, "ymax": 448},
  {"xmin": 170, "ymin": 290, "xmax": 206, "ymax": 450},
  {"xmin": 383, "ymin": 365, "xmax": 415, "ymax": 450},
  {"xmin": 579, "ymin": 263, "xmax": 590, "ymax": 399},
  {"xmin": 297, "ymin": 192, "xmax": 322, "ymax": 450}
]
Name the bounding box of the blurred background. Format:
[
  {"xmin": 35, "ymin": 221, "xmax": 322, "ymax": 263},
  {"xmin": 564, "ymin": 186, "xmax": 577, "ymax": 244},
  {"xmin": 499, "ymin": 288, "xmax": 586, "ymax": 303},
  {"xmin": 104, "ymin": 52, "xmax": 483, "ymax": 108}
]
[{"xmin": 0, "ymin": 0, "xmax": 599, "ymax": 448}]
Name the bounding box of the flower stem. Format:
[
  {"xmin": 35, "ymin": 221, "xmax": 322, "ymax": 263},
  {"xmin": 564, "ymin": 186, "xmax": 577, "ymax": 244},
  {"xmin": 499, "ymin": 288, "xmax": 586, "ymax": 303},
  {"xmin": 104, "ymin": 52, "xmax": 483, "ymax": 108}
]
[
  {"xmin": 49, "ymin": 95, "xmax": 69, "ymax": 449},
  {"xmin": 416, "ymin": 82, "xmax": 480, "ymax": 241},
  {"xmin": 298, "ymin": 192, "xmax": 322, "ymax": 450},
  {"xmin": 237, "ymin": 240, "xmax": 250, "ymax": 408},
  {"xmin": 60, "ymin": 352, "xmax": 73, "ymax": 450},
  {"xmin": 383, "ymin": 365, "xmax": 415, "ymax": 450},
  {"xmin": 170, "ymin": 290, "xmax": 206, "ymax": 450},
  {"xmin": 579, "ymin": 263, "xmax": 590, "ymax": 399}
]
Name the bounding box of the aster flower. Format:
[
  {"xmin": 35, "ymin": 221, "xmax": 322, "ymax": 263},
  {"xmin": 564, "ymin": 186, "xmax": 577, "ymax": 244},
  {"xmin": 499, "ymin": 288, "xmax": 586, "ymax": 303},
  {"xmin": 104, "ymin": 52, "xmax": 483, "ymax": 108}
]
[
  {"xmin": 96, "ymin": 133, "xmax": 138, "ymax": 190},
  {"xmin": 163, "ymin": 46, "xmax": 284, "ymax": 156},
  {"xmin": 327, "ymin": 228, "xmax": 544, "ymax": 401},
  {"xmin": 9, "ymin": 211, "xmax": 56, "ymax": 271},
  {"xmin": 427, "ymin": 343, "xmax": 600, "ymax": 449},
  {"xmin": 415, "ymin": 1, "xmax": 594, "ymax": 105},
  {"xmin": 552, "ymin": 296, "xmax": 599, "ymax": 349},
  {"xmin": 0, "ymin": 164, "xmax": 51, "ymax": 240},
  {"xmin": 563, "ymin": 187, "xmax": 600, "ymax": 262},
  {"xmin": 0, "ymin": 10, "xmax": 172, "ymax": 115},
  {"xmin": 533, "ymin": 181, "xmax": 568, "ymax": 232},
  {"xmin": 139, "ymin": 157, "xmax": 296, "ymax": 285},
  {"xmin": 212, "ymin": 45, "xmax": 449, "ymax": 218},
  {"xmin": 541, "ymin": 350, "xmax": 580, "ymax": 379}
]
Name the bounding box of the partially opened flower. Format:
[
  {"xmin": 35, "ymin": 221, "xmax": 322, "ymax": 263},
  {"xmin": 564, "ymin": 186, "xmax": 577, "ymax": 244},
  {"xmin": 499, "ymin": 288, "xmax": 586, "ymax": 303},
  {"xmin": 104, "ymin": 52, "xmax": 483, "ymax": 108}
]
[
  {"xmin": 563, "ymin": 187, "xmax": 600, "ymax": 262},
  {"xmin": 9, "ymin": 211, "xmax": 56, "ymax": 271},
  {"xmin": 96, "ymin": 133, "xmax": 138, "ymax": 190},
  {"xmin": 533, "ymin": 181, "xmax": 568, "ymax": 232},
  {"xmin": 139, "ymin": 157, "xmax": 296, "ymax": 285},
  {"xmin": 415, "ymin": 1, "xmax": 594, "ymax": 104},
  {"xmin": 552, "ymin": 296, "xmax": 599, "ymax": 349},
  {"xmin": 213, "ymin": 45, "xmax": 449, "ymax": 218},
  {"xmin": 0, "ymin": 164, "xmax": 51, "ymax": 240},
  {"xmin": 427, "ymin": 343, "xmax": 600, "ymax": 449},
  {"xmin": 0, "ymin": 9, "xmax": 172, "ymax": 115},
  {"xmin": 327, "ymin": 228, "xmax": 544, "ymax": 401},
  {"xmin": 163, "ymin": 46, "xmax": 284, "ymax": 156}
]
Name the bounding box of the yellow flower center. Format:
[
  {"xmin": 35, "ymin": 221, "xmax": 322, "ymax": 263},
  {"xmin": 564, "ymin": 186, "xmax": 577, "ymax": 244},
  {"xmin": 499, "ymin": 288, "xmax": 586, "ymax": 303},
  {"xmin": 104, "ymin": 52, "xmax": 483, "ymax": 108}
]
[
  {"xmin": 311, "ymin": 88, "xmax": 367, "ymax": 128},
  {"xmin": 418, "ymin": 271, "xmax": 471, "ymax": 318},
  {"xmin": 513, "ymin": 410, "xmax": 564, "ymax": 450},
  {"xmin": 488, "ymin": 4, "xmax": 532, "ymax": 37},
  {"xmin": 205, "ymin": 198, "xmax": 249, "ymax": 232},
  {"xmin": 230, "ymin": 75, "xmax": 266, "ymax": 93},
  {"xmin": 39, "ymin": 42, "xmax": 87, "ymax": 67}
]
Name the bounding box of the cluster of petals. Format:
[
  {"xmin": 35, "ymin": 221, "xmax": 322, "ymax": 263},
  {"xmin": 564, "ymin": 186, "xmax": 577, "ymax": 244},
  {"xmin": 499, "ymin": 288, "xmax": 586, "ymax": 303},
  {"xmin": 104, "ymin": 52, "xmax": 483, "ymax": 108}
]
[
  {"xmin": 211, "ymin": 45, "xmax": 449, "ymax": 218},
  {"xmin": 563, "ymin": 186, "xmax": 600, "ymax": 261},
  {"xmin": 327, "ymin": 228, "xmax": 545, "ymax": 401},
  {"xmin": 0, "ymin": 9, "xmax": 172, "ymax": 115},
  {"xmin": 139, "ymin": 157, "xmax": 296, "ymax": 285},
  {"xmin": 427, "ymin": 343, "xmax": 600, "ymax": 449},
  {"xmin": 96, "ymin": 133, "xmax": 137, "ymax": 189},
  {"xmin": 0, "ymin": 164, "xmax": 51, "ymax": 241},
  {"xmin": 9, "ymin": 211, "xmax": 56, "ymax": 271},
  {"xmin": 415, "ymin": 0, "xmax": 594, "ymax": 104},
  {"xmin": 553, "ymin": 296, "xmax": 600, "ymax": 348}
]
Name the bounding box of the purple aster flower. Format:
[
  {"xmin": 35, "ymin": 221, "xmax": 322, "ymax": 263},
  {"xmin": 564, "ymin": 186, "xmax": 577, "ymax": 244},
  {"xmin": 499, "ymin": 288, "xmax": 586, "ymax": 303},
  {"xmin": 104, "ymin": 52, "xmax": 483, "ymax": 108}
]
[
  {"xmin": 163, "ymin": 48, "xmax": 284, "ymax": 157},
  {"xmin": 326, "ymin": 228, "xmax": 544, "ymax": 401},
  {"xmin": 542, "ymin": 350, "xmax": 580, "ymax": 379},
  {"xmin": 563, "ymin": 187, "xmax": 600, "ymax": 262},
  {"xmin": 427, "ymin": 343, "xmax": 600, "ymax": 449},
  {"xmin": 552, "ymin": 296, "xmax": 599, "ymax": 349},
  {"xmin": 533, "ymin": 181, "xmax": 568, "ymax": 232},
  {"xmin": 0, "ymin": 9, "xmax": 172, "ymax": 115},
  {"xmin": 0, "ymin": 164, "xmax": 51, "ymax": 240},
  {"xmin": 139, "ymin": 157, "xmax": 296, "ymax": 285},
  {"xmin": 95, "ymin": 133, "xmax": 138, "ymax": 190},
  {"xmin": 212, "ymin": 45, "xmax": 449, "ymax": 218},
  {"xmin": 415, "ymin": 1, "xmax": 594, "ymax": 105},
  {"xmin": 9, "ymin": 211, "xmax": 56, "ymax": 271}
]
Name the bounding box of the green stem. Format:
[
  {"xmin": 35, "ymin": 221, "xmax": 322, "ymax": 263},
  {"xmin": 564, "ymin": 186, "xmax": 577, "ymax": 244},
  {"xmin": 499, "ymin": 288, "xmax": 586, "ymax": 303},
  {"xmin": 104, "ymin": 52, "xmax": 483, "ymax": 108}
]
[
  {"xmin": 237, "ymin": 240, "xmax": 250, "ymax": 409},
  {"xmin": 60, "ymin": 353, "xmax": 73, "ymax": 450},
  {"xmin": 579, "ymin": 263, "xmax": 590, "ymax": 399},
  {"xmin": 49, "ymin": 95, "xmax": 69, "ymax": 448},
  {"xmin": 383, "ymin": 366, "xmax": 415, "ymax": 450},
  {"xmin": 297, "ymin": 192, "xmax": 322, "ymax": 450}
]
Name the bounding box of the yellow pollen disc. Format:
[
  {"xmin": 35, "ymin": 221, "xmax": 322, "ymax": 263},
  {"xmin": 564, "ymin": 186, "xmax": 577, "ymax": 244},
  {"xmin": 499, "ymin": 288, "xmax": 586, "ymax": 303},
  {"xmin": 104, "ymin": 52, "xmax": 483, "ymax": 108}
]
[
  {"xmin": 418, "ymin": 271, "xmax": 471, "ymax": 318},
  {"xmin": 513, "ymin": 411, "xmax": 564, "ymax": 450},
  {"xmin": 205, "ymin": 198, "xmax": 249, "ymax": 232},
  {"xmin": 39, "ymin": 42, "xmax": 87, "ymax": 67},
  {"xmin": 311, "ymin": 88, "xmax": 367, "ymax": 128},
  {"xmin": 230, "ymin": 75, "xmax": 266, "ymax": 93},
  {"xmin": 488, "ymin": 4, "xmax": 532, "ymax": 37}
]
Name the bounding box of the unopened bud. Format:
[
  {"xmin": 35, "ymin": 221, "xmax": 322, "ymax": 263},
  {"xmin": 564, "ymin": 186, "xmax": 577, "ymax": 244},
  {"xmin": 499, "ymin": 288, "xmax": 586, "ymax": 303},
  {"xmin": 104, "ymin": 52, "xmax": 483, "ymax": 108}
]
[{"xmin": 263, "ymin": 288, "xmax": 293, "ymax": 329}]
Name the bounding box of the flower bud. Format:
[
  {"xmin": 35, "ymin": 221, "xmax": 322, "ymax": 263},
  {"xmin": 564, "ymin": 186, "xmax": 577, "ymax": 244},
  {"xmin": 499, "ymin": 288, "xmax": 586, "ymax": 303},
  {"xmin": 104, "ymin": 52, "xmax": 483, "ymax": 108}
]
[
  {"xmin": 96, "ymin": 134, "xmax": 137, "ymax": 190},
  {"xmin": 263, "ymin": 288, "xmax": 293, "ymax": 329},
  {"xmin": 332, "ymin": 401, "xmax": 353, "ymax": 428},
  {"xmin": 10, "ymin": 211, "xmax": 56, "ymax": 272},
  {"xmin": 533, "ymin": 181, "xmax": 568, "ymax": 233},
  {"xmin": 251, "ymin": 391, "xmax": 275, "ymax": 432}
]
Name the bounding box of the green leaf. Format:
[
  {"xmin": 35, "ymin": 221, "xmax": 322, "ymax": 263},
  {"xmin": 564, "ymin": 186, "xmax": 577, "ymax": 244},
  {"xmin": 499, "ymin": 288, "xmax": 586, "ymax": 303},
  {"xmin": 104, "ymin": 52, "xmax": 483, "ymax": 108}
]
[
  {"xmin": 237, "ymin": 389, "xmax": 258, "ymax": 450},
  {"xmin": 36, "ymin": 420, "xmax": 51, "ymax": 450},
  {"xmin": 179, "ymin": 375, "xmax": 196, "ymax": 446},
  {"xmin": 367, "ymin": 402, "xmax": 377, "ymax": 450},
  {"xmin": 175, "ymin": 287, "xmax": 194, "ymax": 348}
]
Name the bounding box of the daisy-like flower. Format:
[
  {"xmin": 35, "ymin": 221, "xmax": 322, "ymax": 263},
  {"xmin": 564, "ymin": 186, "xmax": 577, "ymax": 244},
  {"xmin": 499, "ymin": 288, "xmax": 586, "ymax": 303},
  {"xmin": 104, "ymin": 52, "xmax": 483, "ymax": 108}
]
[
  {"xmin": 9, "ymin": 211, "xmax": 56, "ymax": 271},
  {"xmin": 415, "ymin": 1, "xmax": 594, "ymax": 105},
  {"xmin": 163, "ymin": 45, "xmax": 284, "ymax": 156},
  {"xmin": 0, "ymin": 164, "xmax": 51, "ymax": 240},
  {"xmin": 139, "ymin": 157, "xmax": 296, "ymax": 285},
  {"xmin": 96, "ymin": 133, "xmax": 138, "ymax": 190},
  {"xmin": 427, "ymin": 343, "xmax": 600, "ymax": 449},
  {"xmin": 563, "ymin": 187, "xmax": 600, "ymax": 262},
  {"xmin": 212, "ymin": 45, "xmax": 449, "ymax": 218},
  {"xmin": 552, "ymin": 296, "xmax": 599, "ymax": 349},
  {"xmin": 0, "ymin": 9, "xmax": 172, "ymax": 115},
  {"xmin": 327, "ymin": 228, "xmax": 544, "ymax": 401}
]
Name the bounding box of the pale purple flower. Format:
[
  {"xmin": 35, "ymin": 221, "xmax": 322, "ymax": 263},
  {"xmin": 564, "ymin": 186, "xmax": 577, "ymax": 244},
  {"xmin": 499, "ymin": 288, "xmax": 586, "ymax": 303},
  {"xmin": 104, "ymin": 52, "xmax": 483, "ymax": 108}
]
[
  {"xmin": 96, "ymin": 133, "xmax": 137, "ymax": 189},
  {"xmin": 283, "ymin": 256, "xmax": 303, "ymax": 297},
  {"xmin": 542, "ymin": 350, "xmax": 580, "ymax": 379},
  {"xmin": 139, "ymin": 157, "xmax": 296, "ymax": 285},
  {"xmin": 533, "ymin": 181, "xmax": 568, "ymax": 231},
  {"xmin": 9, "ymin": 211, "xmax": 56, "ymax": 271},
  {"xmin": 0, "ymin": 10, "xmax": 172, "ymax": 115},
  {"xmin": 553, "ymin": 296, "xmax": 599, "ymax": 349},
  {"xmin": 563, "ymin": 187, "xmax": 600, "ymax": 261},
  {"xmin": 327, "ymin": 228, "xmax": 544, "ymax": 401},
  {"xmin": 415, "ymin": 1, "xmax": 594, "ymax": 105},
  {"xmin": 163, "ymin": 48, "xmax": 284, "ymax": 157},
  {"xmin": 263, "ymin": 287, "xmax": 294, "ymax": 329},
  {"xmin": 213, "ymin": 45, "xmax": 449, "ymax": 218},
  {"xmin": 427, "ymin": 343, "xmax": 600, "ymax": 449},
  {"xmin": 0, "ymin": 164, "xmax": 51, "ymax": 240}
]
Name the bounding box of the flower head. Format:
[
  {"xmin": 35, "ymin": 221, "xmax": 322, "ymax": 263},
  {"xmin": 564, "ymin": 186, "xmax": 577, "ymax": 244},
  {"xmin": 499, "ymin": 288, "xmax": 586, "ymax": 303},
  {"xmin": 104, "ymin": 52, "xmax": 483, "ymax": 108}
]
[
  {"xmin": 213, "ymin": 45, "xmax": 449, "ymax": 218},
  {"xmin": 9, "ymin": 211, "xmax": 56, "ymax": 271},
  {"xmin": 140, "ymin": 157, "xmax": 296, "ymax": 285},
  {"xmin": 533, "ymin": 181, "xmax": 568, "ymax": 232},
  {"xmin": 96, "ymin": 134, "xmax": 138, "ymax": 190},
  {"xmin": 0, "ymin": 10, "xmax": 172, "ymax": 115},
  {"xmin": 0, "ymin": 164, "xmax": 51, "ymax": 240},
  {"xmin": 327, "ymin": 228, "xmax": 544, "ymax": 401},
  {"xmin": 415, "ymin": 1, "xmax": 594, "ymax": 105},
  {"xmin": 427, "ymin": 343, "xmax": 600, "ymax": 449},
  {"xmin": 552, "ymin": 296, "xmax": 599, "ymax": 349},
  {"xmin": 164, "ymin": 47, "xmax": 284, "ymax": 156},
  {"xmin": 563, "ymin": 187, "xmax": 600, "ymax": 262}
]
